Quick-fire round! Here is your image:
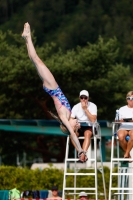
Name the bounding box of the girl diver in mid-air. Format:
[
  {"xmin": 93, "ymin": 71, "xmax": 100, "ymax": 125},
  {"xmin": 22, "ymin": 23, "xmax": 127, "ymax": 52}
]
[{"xmin": 22, "ymin": 22, "xmax": 88, "ymax": 162}]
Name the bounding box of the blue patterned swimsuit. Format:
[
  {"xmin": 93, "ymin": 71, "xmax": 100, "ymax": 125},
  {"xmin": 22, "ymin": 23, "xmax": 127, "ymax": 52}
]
[{"xmin": 43, "ymin": 86, "xmax": 71, "ymax": 112}]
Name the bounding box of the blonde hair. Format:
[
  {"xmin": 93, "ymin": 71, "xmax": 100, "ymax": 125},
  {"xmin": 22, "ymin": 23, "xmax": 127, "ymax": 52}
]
[
  {"xmin": 126, "ymin": 91, "xmax": 133, "ymax": 98},
  {"xmin": 60, "ymin": 124, "xmax": 69, "ymax": 134},
  {"xmin": 48, "ymin": 111, "xmax": 69, "ymax": 134}
]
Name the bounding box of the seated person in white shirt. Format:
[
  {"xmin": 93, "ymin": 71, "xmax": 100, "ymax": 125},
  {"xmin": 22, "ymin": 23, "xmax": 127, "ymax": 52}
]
[
  {"xmin": 70, "ymin": 90, "xmax": 97, "ymax": 162},
  {"xmin": 116, "ymin": 91, "xmax": 133, "ymax": 162}
]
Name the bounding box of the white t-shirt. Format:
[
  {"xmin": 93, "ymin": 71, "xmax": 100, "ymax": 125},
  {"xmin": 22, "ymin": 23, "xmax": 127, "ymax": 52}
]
[
  {"xmin": 71, "ymin": 102, "xmax": 97, "ymax": 126},
  {"xmin": 118, "ymin": 105, "xmax": 133, "ymax": 130}
]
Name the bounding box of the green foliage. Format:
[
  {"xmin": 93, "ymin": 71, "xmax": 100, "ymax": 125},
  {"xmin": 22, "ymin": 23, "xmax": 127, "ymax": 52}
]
[
  {"xmin": 0, "ymin": 30, "xmax": 132, "ymax": 120},
  {"xmin": 0, "ymin": 30, "xmax": 55, "ymax": 119},
  {"xmin": 1, "ymin": 0, "xmax": 133, "ymax": 171},
  {"xmin": 58, "ymin": 166, "xmax": 111, "ymax": 199},
  {"xmin": 0, "ymin": 165, "xmax": 111, "ymax": 199},
  {"xmin": 47, "ymin": 36, "xmax": 131, "ymax": 119},
  {"xmin": 1, "ymin": 0, "xmax": 133, "ymax": 70},
  {"xmin": 0, "ymin": 165, "xmax": 63, "ymax": 191}
]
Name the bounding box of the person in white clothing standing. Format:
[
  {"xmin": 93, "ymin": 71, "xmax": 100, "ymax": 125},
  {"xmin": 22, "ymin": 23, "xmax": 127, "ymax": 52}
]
[
  {"xmin": 71, "ymin": 90, "xmax": 97, "ymax": 162},
  {"xmin": 116, "ymin": 91, "xmax": 133, "ymax": 162}
]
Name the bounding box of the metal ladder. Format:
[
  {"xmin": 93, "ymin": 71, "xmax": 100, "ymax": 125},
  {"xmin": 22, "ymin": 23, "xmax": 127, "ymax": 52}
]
[
  {"xmin": 62, "ymin": 122, "xmax": 107, "ymax": 200},
  {"xmin": 109, "ymin": 122, "xmax": 133, "ymax": 200}
]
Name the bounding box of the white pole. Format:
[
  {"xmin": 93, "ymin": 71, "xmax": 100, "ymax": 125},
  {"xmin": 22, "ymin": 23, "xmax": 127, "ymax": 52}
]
[{"xmin": 129, "ymin": 148, "xmax": 133, "ymax": 200}]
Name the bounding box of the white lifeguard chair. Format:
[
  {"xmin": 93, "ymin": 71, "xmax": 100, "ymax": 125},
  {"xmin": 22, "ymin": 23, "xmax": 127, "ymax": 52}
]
[
  {"xmin": 109, "ymin": 122, "xmax": 133, "ymax": 200},
  {"xmin": 62, "ymin": 122, "xmax": 107, "ymax": 200}
]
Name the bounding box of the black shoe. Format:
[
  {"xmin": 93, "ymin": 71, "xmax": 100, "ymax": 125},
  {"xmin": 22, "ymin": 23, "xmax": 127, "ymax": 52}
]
[{"xmin": 77, "ymin": 159, "xmax": 84, "ymax": 163}]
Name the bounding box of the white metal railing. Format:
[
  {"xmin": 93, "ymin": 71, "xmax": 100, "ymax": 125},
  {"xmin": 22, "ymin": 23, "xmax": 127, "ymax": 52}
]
[
  {"xmin": 109, "ymin": 122, "xmax": 133, "ymax": 200},
  {"xmin": 62, "ymin": 122, "xmax": 107, "ymax": 200}
]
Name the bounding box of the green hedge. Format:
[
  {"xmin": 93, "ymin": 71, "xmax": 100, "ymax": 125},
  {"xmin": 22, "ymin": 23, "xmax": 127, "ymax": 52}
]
[{"xmin": 0, "ymin": 165, "xmax": 117, "ymax": 199}]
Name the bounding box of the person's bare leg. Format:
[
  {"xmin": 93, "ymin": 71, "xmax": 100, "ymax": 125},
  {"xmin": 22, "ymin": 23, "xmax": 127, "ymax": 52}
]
[
  {"xmin": 69, "ymin": 118, "xmax": 80, "ymax": 151},
  {"xmin": 117, "ymin": 130, "xmax": 128, "ymax": 156},
  {"xmin": 82, "ymin": 130, "xmax": 92, "ymax": 152},
  {"xmin": 125, "ymin": 130, "xmax": 133, "ymax": 159},
  {"xmin": 69, "ymin": 132, "xmax": 79, "ymax": 152},
  {"xmin": 22, "ymin": 22, "xmax": 57, "ymax": 90}
]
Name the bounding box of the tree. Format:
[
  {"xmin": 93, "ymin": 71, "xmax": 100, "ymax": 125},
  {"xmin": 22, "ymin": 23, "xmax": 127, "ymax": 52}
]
[
  {"xmin": 0, "ymin": 31, "xmax": 131, "ymax": 120},
  {"xmin": 0, "ymin": 31, "xmax": 132, "ymax": 164},
  {"xmin": 1, "ymin": 0, "xmax": 133, "ymax": 69}
]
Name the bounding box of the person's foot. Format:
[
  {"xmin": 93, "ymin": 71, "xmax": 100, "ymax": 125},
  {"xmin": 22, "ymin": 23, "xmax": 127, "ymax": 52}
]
[
  {"xmin": 22, "ymin": 22, "xmax": 31, "ymax": 39},
  {"xmin": 78, "ymin": 151, "xmax": 88, "ymax": 163},
  {"xmin": 124, "ymin": 152, "xmax": 130, "ymax": 158},
  {"xmin": 78, "ymin": 152, "xmax": 85, "ymax": 163},
  {"xmin": 123, "ymin": 153, "xmax": 133, "ymax": 163},
  {"xmin": 84, "ymin": 153, "xmax": 88, "ymax": 163},
  {"xmin": 127, "ymin": 155, "xmax": 133, "ymax": 163}
]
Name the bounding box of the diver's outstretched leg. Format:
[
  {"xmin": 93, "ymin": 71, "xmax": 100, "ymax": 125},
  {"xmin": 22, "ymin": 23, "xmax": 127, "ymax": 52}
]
[{"xmin": 22, "ymin": 22, "xmax": 57, "ymax": 90}]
